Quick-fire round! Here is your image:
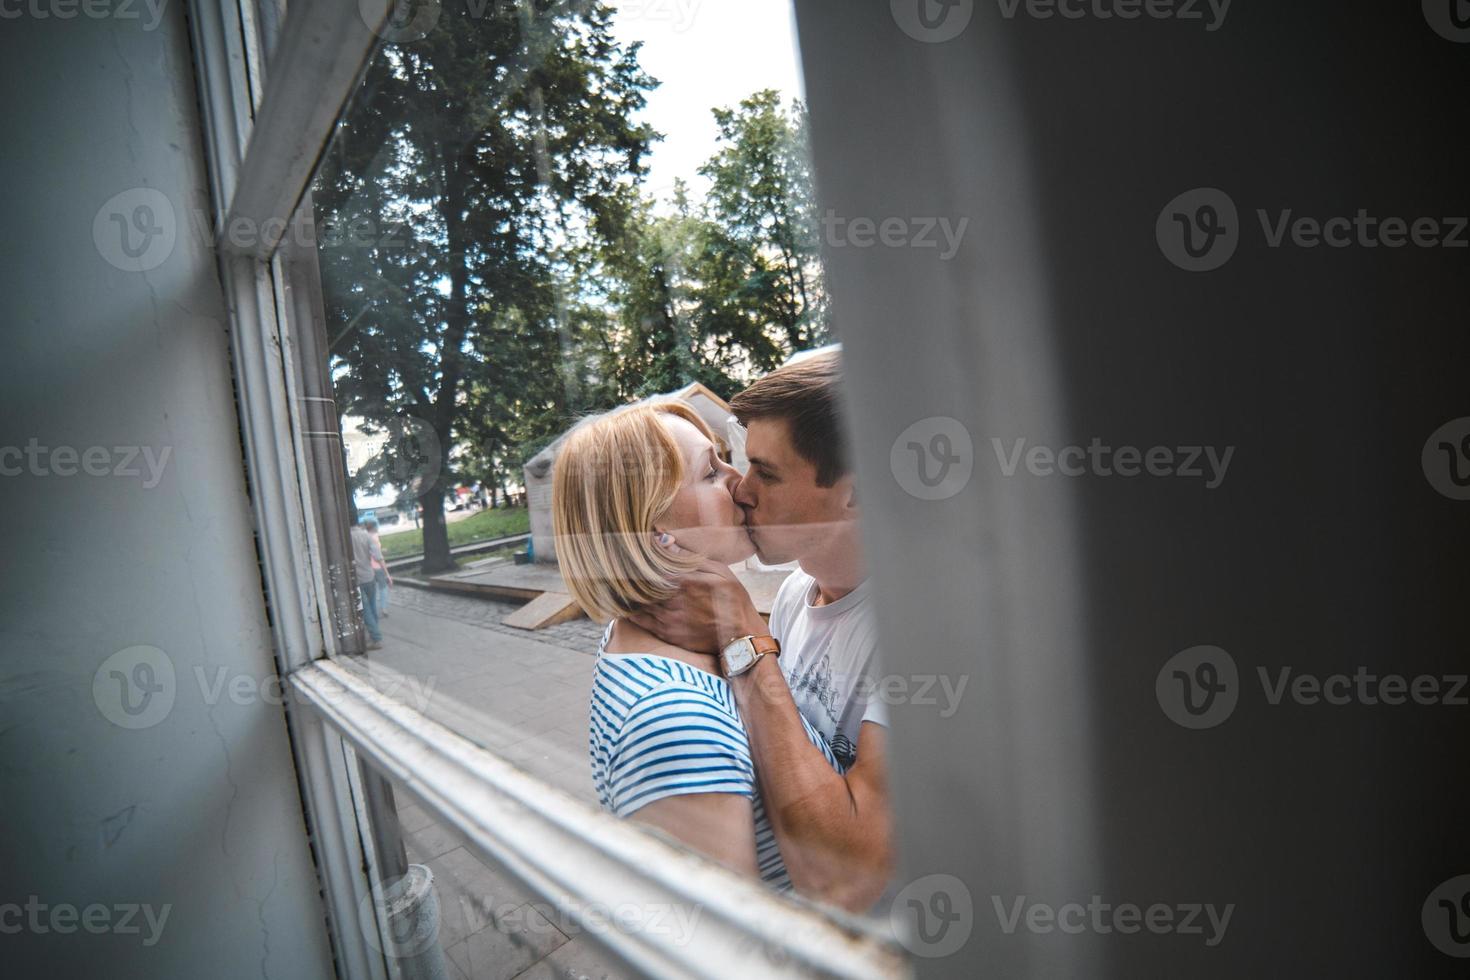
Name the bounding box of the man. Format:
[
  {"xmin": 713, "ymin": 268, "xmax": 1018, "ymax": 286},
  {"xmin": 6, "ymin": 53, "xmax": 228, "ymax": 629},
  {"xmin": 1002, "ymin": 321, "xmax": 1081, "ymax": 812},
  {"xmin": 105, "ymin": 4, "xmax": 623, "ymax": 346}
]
[
  {"xmin": 364, "ymin": 517, "xmax": 392, "ymax": 619},
  {"xmin": 631, "ymin": 351, "xmax": 894, "ymax": 913},
  {"xmin": 349, "ymin": 518, "xmax": 384, "ymax": 651}
]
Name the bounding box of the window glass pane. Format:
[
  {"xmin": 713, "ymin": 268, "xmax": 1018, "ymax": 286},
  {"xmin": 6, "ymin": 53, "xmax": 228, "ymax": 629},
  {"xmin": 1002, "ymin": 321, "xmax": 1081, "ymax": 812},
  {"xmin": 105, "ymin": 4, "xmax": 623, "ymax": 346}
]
[
  {"xmin": 288, "ymin": 0, "xmax": 899, "ymax": 928},
  {"xmin": 355, "ymin": 759, "xmax": 637, "ymax": 979}
]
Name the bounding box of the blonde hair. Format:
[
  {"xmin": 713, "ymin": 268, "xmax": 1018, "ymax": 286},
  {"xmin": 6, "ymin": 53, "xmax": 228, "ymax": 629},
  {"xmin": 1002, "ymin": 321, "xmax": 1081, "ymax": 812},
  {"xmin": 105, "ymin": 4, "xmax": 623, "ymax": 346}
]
[{"xmin": 552, "ymin": 401, "xmax": 716, "ymax": 621}]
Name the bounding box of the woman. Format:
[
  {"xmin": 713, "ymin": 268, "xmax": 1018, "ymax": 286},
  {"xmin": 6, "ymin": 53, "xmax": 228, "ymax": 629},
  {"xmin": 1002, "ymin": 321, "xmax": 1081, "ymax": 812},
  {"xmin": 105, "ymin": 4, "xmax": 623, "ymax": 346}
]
[{"xmin": 552, "ymin": 400, "xmax": 839, "ymax": 889}]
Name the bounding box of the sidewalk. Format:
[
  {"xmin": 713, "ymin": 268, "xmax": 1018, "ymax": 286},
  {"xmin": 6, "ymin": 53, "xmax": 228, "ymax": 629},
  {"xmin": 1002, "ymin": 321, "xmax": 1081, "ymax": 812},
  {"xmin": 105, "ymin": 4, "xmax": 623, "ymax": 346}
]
[
  {"xmin": 361, "ymin": 589, "xmax": 632, "ymax": 979},
  {"xmin": 371, "ymin": 586, "xmax": 604, "ymax": 802}
]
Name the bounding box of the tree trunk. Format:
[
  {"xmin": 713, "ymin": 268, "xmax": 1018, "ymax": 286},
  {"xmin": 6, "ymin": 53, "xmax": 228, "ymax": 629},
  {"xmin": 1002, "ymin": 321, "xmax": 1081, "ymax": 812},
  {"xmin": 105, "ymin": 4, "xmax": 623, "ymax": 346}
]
[
  {"xmin": 419, "ymin": 148, "xmax": 474, "ymax": 575},
  {"xmin": 419, "ymin": 487, "xmax": 453, "ymax": 573}
]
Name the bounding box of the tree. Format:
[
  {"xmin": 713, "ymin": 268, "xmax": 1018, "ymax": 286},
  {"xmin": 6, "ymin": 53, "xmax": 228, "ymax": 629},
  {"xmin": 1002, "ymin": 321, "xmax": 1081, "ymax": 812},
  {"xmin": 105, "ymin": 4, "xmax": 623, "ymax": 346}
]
[
  {"xmin": 693, "ymin": 89, "xmax": 831, "ymax": 371},
  {"xmin": 314, "ymin": 0, "xmax": 656, "ymax": 572}
]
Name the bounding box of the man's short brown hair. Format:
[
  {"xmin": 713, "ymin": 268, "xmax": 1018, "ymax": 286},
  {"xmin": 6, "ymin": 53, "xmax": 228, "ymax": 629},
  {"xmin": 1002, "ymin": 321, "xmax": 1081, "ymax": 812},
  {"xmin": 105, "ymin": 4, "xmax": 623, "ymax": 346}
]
[{"xmin": 730, "ymin": 350, "xmax": 849, "ymax": 488}]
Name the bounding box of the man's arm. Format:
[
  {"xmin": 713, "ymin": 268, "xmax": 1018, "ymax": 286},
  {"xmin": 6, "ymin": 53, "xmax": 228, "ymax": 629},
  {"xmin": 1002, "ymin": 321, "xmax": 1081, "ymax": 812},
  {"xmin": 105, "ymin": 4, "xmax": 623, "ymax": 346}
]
[
  {"xmin": 729, "ymin": 659, "xmax": 893, "ymax": 912},
  {"xmin": 629, "ymin": 553, "xmax": 894, "ymax": 912}
]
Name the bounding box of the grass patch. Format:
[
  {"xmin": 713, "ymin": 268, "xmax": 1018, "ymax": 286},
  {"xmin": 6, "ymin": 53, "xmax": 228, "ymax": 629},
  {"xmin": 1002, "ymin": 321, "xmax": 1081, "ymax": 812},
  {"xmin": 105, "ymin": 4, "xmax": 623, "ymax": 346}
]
[
  {"xmin": 454, "ymin": 544, "xmax": 523, "ymax": 569},
  {"xmin": 378, "ymin": 506, "xmax": 530, "ymax": 560}
]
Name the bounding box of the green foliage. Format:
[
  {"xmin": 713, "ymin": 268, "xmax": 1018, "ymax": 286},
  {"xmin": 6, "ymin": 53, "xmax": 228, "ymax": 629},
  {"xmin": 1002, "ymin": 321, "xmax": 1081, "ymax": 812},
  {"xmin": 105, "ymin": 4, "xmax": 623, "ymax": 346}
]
[
  {"xmin": 314, "ymin": 10, "xmax": 829, "ymax": 569},
  {"xmin": 695, "ymin": 90, "xmax": 830, "ymax": 364},
  {"xmin": 314, "ymin": 0, "xmax": 655, "ymax": 569}
]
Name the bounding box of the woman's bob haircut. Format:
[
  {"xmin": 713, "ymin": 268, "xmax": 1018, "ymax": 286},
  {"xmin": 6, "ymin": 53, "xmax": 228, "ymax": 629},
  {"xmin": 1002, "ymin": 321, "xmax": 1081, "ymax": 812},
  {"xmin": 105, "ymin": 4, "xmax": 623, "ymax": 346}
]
[{"xmin": 551, "ymin": 400, "xmax": 718, "ymax": 622}]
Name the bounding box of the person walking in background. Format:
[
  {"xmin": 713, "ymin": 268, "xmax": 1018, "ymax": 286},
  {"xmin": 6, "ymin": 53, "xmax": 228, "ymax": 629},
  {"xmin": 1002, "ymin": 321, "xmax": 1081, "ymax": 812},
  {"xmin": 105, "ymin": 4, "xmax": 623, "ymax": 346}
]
[
  {"xmin": 364, "ymin": 517, "xmax": 391, "ymax": 618},
  {"xmin": 349, "ymin": 518, "xmax": 383, "ymax": 651}
]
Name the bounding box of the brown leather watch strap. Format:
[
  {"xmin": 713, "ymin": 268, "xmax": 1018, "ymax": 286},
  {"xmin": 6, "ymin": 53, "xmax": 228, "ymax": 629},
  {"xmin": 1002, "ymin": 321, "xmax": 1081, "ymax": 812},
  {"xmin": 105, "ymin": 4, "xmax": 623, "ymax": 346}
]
[{"xmin": 750, "ymin": 635, "xmax": 780, "ymax": 657}]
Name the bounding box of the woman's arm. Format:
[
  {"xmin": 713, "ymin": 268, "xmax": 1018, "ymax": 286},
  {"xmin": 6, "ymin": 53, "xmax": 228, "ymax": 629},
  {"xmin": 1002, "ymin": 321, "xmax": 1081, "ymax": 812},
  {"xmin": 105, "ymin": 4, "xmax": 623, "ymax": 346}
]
[{"xmin": 629, "ymin": 793, "xmax": 760, "ymax": 878}]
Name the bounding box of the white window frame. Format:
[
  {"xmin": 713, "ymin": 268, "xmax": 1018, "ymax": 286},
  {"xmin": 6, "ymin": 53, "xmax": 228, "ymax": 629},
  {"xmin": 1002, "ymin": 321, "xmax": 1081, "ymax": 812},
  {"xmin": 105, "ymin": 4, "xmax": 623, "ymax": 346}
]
[{"xmin": 184, "ymin": 1, "xmax": 906, "ymax": 976}]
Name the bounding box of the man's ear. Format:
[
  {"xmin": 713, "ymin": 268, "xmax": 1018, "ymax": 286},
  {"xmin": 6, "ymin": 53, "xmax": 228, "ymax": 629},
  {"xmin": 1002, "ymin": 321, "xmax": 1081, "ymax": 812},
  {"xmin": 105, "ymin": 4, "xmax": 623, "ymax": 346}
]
[{"xmin": 840, "ymin": 473, "xmax": 859, "ymax": 514}]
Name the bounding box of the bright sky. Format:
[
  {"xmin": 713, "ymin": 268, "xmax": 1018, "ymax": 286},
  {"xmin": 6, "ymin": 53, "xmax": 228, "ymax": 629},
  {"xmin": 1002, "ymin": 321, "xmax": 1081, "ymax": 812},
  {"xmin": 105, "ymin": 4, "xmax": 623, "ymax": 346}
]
[{"xmin": 609, "ymin": 0, "xmax": 807, "ymax": 209}]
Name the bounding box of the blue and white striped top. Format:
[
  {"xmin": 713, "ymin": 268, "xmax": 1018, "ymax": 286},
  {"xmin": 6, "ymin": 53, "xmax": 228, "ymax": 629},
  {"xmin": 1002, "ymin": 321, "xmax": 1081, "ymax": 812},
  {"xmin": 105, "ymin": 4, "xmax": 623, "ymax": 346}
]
[{"xmin": 588, "ymin": 620, "xmax": 842, "ymax": 891}]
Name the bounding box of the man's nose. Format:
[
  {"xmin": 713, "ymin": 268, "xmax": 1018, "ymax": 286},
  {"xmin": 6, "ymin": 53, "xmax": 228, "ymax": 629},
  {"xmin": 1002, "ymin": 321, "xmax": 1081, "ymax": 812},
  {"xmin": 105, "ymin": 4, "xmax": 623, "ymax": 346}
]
[{"xmin": 730, "ymin": 470, "xmax": 755, "ymax": 508}]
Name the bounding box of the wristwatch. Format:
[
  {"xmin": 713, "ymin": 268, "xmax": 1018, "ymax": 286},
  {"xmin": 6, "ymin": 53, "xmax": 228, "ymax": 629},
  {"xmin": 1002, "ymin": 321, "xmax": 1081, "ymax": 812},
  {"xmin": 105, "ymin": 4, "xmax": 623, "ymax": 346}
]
[{"xmin": 720, "ymin": 634, "xmax": 780, "ymax": 677}]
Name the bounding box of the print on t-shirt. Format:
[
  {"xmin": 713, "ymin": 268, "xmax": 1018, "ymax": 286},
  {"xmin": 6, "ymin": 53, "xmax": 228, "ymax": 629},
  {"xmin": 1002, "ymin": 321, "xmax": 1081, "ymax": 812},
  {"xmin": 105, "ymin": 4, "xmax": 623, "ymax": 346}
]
[
  {"xmin": 769, "ymin": 569, "xmax": 888, "ymax": 773},
  {"xmin": 787, "ymin": 652, "xmax": 857, "ymax": 767}
]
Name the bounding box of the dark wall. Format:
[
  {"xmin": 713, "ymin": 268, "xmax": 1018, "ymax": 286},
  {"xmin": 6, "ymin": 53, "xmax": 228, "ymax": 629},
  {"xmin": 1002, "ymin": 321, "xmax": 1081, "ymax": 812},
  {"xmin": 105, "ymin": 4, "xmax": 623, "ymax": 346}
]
[{"xmin": 794, "ymin": 0, "xmax": 1469, "ymax": 975}]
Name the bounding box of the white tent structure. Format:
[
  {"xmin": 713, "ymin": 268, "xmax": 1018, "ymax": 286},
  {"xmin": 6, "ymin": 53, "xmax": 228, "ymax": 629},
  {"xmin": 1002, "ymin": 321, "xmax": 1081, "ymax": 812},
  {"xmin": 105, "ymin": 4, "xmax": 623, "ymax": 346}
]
[{"xmin": 523, "ymin": 382, "xmax": 745, "ymax": 564}]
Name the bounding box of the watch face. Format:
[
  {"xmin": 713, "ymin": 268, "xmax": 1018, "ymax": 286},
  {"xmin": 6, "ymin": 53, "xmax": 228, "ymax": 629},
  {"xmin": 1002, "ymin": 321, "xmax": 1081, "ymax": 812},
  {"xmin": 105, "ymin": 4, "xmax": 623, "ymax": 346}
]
[{"xmin": 723, "ymin": 639, "xmax": 756, "ymax": 674}]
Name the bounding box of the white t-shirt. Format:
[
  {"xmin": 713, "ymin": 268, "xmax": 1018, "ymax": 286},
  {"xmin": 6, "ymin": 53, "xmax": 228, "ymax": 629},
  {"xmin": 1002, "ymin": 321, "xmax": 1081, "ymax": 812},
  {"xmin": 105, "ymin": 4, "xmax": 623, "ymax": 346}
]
[{"xmin": 768, "ymin": 570, "xmax": 888, "ymax": 771}]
